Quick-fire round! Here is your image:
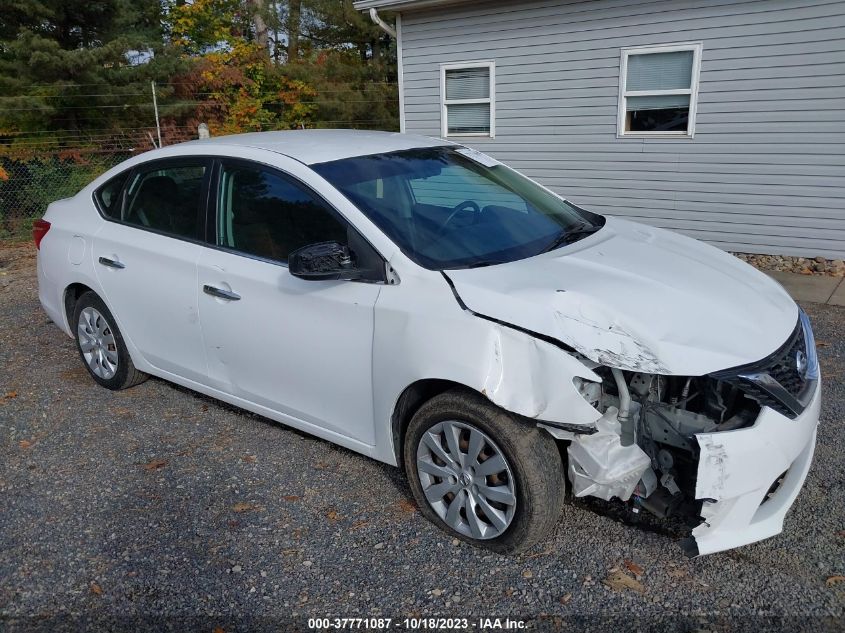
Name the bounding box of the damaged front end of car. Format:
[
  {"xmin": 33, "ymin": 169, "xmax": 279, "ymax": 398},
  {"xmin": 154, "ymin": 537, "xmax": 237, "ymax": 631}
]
[{"xmin": 558, "ymin": 310, "xmax": 821, "ymax": 556}]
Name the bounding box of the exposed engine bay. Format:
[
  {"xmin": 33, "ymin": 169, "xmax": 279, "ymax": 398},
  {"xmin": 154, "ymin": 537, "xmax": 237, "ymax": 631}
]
[{"xmin": 563, "ymin": 364, "xmax": 763, "ymax": 553}]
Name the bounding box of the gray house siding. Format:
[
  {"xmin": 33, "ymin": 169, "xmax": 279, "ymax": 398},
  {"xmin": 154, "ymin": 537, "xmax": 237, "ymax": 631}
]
[{"xmin": 396, "ymin": 0, "xmax": 845, "ymax": 258}]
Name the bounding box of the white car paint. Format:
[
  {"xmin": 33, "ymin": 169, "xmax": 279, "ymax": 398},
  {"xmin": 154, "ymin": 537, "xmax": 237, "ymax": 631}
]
[
  {"xmin": 36, "ymin": 130, "xmax": 820, "ymax": 556},
  {"xmin": 94, "ymin": 220, "xmax": 208, "ymax": 383},
  {"xmin": 445, "ymin": 215, "xmax": 798, "ymax": 376}
]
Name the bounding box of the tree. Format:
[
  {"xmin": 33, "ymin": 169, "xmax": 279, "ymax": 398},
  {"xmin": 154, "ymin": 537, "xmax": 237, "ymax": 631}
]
[
  {"xmin": 250, "ymin": 0, "xmax": 271, "ymax": 51},
  {"xmin": 0, "ymin": 0, "xmax": 399, "ymax": 147},
  {"xmin": 287, "ymin": 0, "xmax": 302, "ymax": 60},
  {"xmin": 302, "ymin": 0, "xmax": 391, "ymax": 62},
  {"xmin": 0, "ymin": 0, "xmax": 183, "ymax": 148}
]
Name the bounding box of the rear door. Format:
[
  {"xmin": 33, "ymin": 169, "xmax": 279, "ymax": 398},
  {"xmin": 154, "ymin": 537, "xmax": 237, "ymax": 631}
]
[
  {"xmin": 196, "ymin": 157, "xmax": 383, "ymax": 445},
  {"xmin": 92, "ymin": 158, "xmax": 211, "ymax": 383}
]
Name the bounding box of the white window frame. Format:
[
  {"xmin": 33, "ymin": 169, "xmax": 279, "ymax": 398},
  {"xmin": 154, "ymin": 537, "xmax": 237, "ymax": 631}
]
[
  {"xmin": 440, "ymin": 60, "xmax": 496, "ymax": 139},
  {"xmin": 617, "ymin": 42, "xmax": 703, "ymax": 139}
]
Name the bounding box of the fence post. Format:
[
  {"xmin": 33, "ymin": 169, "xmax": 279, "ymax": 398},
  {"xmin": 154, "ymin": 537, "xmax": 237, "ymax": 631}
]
[{"xmin": 151, "ymin": 81, "xmax": 162, "ymax": 148}]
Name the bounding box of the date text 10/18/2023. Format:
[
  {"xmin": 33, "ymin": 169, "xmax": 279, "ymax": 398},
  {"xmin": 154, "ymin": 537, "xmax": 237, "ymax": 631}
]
[{"xmin": 307, "ymin": 618, "xmax": 527, "ymax": 630}]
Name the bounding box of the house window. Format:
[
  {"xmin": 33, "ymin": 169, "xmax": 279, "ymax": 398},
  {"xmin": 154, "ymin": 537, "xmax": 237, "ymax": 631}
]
[
  {"xmin": 618, "ymin": 43, "xmax": 702, "ymax": 137},
  {"xmin": 441, "ymin": 61, "xmax": 495, "ymax": 138}
]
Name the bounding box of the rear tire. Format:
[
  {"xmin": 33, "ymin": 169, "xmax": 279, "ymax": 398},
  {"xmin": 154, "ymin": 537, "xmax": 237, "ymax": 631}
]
[
  {"xmin": 404, "ymin": 389, "xmax": 565, "ymax": 554},
  {"xmin": 72, "ymin": 291, "xmax": 147, "ymax": 390}
]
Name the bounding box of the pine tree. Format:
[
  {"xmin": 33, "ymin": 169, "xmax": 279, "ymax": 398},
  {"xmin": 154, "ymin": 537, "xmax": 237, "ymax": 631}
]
[{"xmin": 0, "ymin": 0, "xmax": 182, "ymax": 147}]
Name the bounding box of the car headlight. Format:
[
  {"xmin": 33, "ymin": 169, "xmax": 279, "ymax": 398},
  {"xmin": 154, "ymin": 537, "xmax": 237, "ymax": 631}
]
[{"xmin": 798, "ymin": 308, "xmax": 819, "ymax": 382}]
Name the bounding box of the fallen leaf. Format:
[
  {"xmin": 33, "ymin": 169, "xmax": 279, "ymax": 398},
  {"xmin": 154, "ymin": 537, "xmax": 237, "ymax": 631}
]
[
  {"xmin": 396, "ymin": 498, "xmax": 417, "ymax": 513},
  {"xmin": 559, "ymin": 593, "xmax": 572, "ymax": 604},
  {"xmin": 816, "ymin": 341, "xmax": 830, "ymax": 348},
  {"xmin": 283, "ymin": 495, "xmax": 301, "ymax": 502},
  {"xmin": 603, "ymin": 570, "xmax": 645, "ymax": 594},
  {"xmin": 826, "ymin": 575, "xmax": 845, "ymax": 587},
  {"xmin": 326, "ymin": 510, "xmax": 341, "ymax": 522},
  {"xmin": 624, "ymin": 560, "xmax": 644, "ymax": 577},
  {"xmin": 3, "ymin": 391, "xmax": 17, "ymax": 399},
  {"xmin": 201, "ymin": 404, "xmax": 209, "ymax": 412},
  {"xmin": 213, "ymin": 628, "xmax": 226, "ymax": 633},
  {"xmin": 144, "ymin": 459, "xmax": 167, "ymax": 471},
  {"xmin": 242, "ymin": 455, "xmax": 257, "ymax": 463},
  {"xmin": 90, "ymin": 582, "xmax": 103, "ymax": 596},
  {"xmin": 18, "ymin": 439, "xmax": 33, "ymax": 449},
  {"xmin": 232, "ymin": 502, "xmax": 256, "ymax": 513},
  {"xmin": 351, "ymin": 520, "xmax": 369, "ymax": 530},
  {"xmin": 522, "ymin": 569, "xmax": 534, "ymax": 579}
]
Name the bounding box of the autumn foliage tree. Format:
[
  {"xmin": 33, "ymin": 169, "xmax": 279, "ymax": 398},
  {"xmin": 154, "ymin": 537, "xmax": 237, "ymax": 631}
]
[{"xmin": 0, "ymin": 0, "xmax": 398, "ymax": 144}]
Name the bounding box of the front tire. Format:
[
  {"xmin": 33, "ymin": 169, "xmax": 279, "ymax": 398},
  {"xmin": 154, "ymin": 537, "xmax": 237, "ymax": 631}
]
[
  {"xmin": 404, "ymin": 389, "xmax": 565, "ymax": 554},
  {"xmin": 72, "ymin": 291, "xmax": 147, "ymax": 390}
]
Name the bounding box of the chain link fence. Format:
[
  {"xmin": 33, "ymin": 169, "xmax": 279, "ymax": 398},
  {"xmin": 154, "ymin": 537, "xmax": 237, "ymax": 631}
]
[
  {"xmin": 0, "ymin": 121, "xmax": 396, "ymax": 242},
  {"xmin": 0, "ymin": 150, "xmax": 133, "ymax": 240}
]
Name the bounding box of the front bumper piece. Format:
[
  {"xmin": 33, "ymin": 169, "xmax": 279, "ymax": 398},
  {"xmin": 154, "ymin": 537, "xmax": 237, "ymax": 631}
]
[{"xmin": 690, "ymin": 376, "xmax": 821, "ymax": 556}]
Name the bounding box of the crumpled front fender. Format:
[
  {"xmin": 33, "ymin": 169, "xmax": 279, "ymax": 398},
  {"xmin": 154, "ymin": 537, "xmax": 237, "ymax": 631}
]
[
  {"xmin": 371, "ymin": 271, "xmax": 605, "ymax": 465},
  {"xmin": 479, "ymin": 322, "xmax": 602, "ymax": 424}
]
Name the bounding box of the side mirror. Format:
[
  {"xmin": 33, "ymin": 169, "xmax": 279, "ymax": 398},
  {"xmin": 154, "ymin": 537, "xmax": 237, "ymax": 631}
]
[{"xmin": 288, "ymin": 241, "xmax": 363, "ymax": 281}]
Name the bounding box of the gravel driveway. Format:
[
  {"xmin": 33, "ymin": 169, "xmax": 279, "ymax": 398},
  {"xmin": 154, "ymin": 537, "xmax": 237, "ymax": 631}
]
[{"xmin": 1, "ymin": 242, "xmax": 844, "ymax": 632}]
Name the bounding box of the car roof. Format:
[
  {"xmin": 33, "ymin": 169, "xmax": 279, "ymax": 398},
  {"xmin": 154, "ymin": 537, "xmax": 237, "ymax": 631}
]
[{"xmin": 180, "ymin": 129, "xmax": 453, "ymax": 165}]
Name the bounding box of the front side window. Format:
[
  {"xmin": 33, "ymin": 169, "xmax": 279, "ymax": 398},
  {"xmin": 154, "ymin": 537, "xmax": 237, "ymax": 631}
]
[
  {"xmin": 313, "ymin": 147, "xmax": 603, "ymax": 270},
  {"xmin": 123, "ymin": 162, "xmax": 207, "ymax": 239},
  {"xmin": 441, "ymin": 62, "xmax": 495, "ymax": 138},
  {"xmin": 618, "ymin": 43, "xmax": 702, "ymax": 137},
  {"xmin": 216, "ymin": 162, "xmax": 348, "ymax": 262}
]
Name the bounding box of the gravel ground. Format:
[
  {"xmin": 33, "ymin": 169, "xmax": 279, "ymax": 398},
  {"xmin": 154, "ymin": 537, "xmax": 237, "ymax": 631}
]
[{"xmin": 1, "ymin": 242, "xmax": 844, "ymax": 632}]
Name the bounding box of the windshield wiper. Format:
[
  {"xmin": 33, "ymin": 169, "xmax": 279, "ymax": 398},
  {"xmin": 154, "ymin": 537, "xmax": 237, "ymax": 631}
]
[
  {"xmin": 540, "ymin": 223, "xmax": 601, "ymax": 254},
  {"xmin": 465, "ymin": 259, "xmax": 505, "ymax": 269},
  {"xmin": 444, "ymin": 259, "xmax": 506, "ymax": 270}
]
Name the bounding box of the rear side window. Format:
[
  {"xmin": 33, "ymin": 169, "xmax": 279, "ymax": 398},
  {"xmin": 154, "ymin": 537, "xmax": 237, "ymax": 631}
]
[
  {"xmin": 123, "ymin": 162, "xmax": 207, "ymax": 240},
  {"xmin": 94, "ymin": 171, "xmax": 130, "ymax": 219},
  {"xmin": 216, "ymin": 162, "xmax": 348, "ymax": 262}
]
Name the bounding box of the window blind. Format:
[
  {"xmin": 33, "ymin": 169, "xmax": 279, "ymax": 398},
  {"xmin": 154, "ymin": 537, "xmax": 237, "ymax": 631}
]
[
  {"xmin": 626, "ymin": 94, "xmax": 691, "ymax": 112},
  {"xmin": 445, "ymin": 67, "xmax": 491, "ymax": 100},
  {"xmin": 447, "ymin": 103, "xmax": 491, "ymax": 134},
  {"xmin": 627, "ymin": 50, "xmax": 694, "ymax": 92}
]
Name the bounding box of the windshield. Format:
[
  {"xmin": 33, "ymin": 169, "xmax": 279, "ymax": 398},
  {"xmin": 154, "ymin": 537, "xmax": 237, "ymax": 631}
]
[{"xmin": 312, "ymin": 147, "xmax": 604, "ymax": 270}]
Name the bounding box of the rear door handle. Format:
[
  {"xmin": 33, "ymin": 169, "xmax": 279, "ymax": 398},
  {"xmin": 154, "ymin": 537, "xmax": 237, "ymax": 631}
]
[
  {"xmin": 98, "ymin": 256, "xmax": 125, "ymax": 269},
  {"xmin": 203, "ymin": 285, "xmax": 241, "ymax": 301}
]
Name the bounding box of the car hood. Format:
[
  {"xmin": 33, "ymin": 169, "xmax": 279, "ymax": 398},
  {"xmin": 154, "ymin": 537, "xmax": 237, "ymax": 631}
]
[{"xmin": 444, "ymin": 217, "xmax": 798, "ymax": 376}]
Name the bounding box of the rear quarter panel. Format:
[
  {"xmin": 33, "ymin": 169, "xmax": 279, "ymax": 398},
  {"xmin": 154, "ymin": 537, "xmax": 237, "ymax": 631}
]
[{"xmin": 38, "ymin": 180, "xmax": 113, "ymax": 325}]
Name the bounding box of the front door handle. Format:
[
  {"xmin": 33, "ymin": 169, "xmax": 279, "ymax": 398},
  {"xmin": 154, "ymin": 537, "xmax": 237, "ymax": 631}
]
[
  {"xmin": 203, "ymin": 285, "xmax": 241, "ymax": 301},
  {"xmin": 98, "ymin": 256, "xmax": 125, "ymax": 269}
]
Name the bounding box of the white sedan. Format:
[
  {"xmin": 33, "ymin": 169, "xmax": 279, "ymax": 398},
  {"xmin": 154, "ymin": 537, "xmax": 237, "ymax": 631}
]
[{"xmin": 35, "ymin": 130, "xmax": 821, "ymax": 556}]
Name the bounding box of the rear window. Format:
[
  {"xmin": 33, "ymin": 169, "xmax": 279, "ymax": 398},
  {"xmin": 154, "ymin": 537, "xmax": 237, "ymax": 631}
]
[
  {"xmin": 94, "ymin": 171, "xmax": 130, "ymax": 219},
  {"xmin": 123, "ymin": 163, "xmax": 207, "ymax": 240}
]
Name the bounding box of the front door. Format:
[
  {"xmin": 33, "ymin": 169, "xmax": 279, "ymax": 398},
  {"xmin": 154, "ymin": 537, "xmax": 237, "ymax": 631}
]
[
  {"xmin": 196, "ymin": 159, "xmax": 382, "ymax": 445},
  {"xmin": 93, "ymin": 158, "xmax": 210, "ymax": 383}
]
